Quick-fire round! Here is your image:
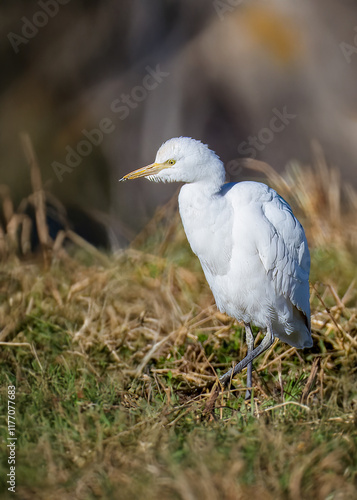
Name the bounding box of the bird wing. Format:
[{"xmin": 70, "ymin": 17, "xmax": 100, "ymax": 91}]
[{"xmin": 255, "ymin": 189, "xmax": 311, "ymax": 324}]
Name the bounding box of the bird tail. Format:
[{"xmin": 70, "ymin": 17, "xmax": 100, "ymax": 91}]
[{"xmin": 273, "ymin": 306, "xmax": 312, "ymax": 348}]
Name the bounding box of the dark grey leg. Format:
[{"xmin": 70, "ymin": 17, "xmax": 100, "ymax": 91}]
[
  {"xmin": 219, "ymin": 326, "xmax": 274, "ymax": 388},
  {"xmin": 245, "ymin": 324, "xmax": 254, "ymax": 400}
]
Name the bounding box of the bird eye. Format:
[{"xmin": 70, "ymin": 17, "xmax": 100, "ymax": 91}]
[{"xmin": 167, "ymin": 159, "xmax": 176, "ymax": 165}]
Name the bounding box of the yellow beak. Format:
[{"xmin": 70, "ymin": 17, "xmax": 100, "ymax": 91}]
[{"xmin": 119, "ymin": 162, "xmax": 168, "ymax": 181}]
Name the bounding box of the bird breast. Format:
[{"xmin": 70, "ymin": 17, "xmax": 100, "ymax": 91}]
[{"xmin": 178, "ymin": 183, "xmax": 234, "ymax": 277}]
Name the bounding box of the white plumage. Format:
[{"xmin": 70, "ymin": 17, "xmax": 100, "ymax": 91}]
[{"xmin": 121, "ymin": 137, "xmax": 312, "ymax": 395}]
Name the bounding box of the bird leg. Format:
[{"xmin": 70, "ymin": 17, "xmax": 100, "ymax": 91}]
[
  {"xmin": 245, "ymin": 323, "xmax": 254, "ymax": 400},
  {"xmin": 219, "ymin": 327, "xmax": 274, "ymax": 388}
]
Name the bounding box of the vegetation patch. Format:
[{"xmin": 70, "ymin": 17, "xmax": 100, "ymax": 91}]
[{"xmin": 0, "ymin": 148, "xmax": 356, "ymax": 499}]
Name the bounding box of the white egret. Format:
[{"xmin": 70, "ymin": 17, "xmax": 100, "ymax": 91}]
[{"xmin": 120, "ymin": 137, "xmax": 312, "ymax": 397}]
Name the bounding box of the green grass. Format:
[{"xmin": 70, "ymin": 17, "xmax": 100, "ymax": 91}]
[{"xmin": 0, "ymin": 231, "xmax": 356, "ymax": 499}]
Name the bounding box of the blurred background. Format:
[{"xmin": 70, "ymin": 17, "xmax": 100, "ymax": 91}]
[{"xmin": 1, "ymin": 0, "xmax": 357, "ymax": 250}]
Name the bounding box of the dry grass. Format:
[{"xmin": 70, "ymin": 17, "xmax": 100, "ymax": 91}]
[{"xmin": 0, "ymin": 140, "xmax": 356, "ymax": 499}]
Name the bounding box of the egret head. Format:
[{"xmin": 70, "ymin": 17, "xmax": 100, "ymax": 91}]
[{"xmin": 120, "ymin": 137, "xmax": 226, "ymax": 185}]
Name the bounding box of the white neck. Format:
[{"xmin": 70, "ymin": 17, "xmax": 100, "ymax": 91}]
[{"xmin": 178, "ymin": 180, "xmax": 232, "ymax": 276}]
